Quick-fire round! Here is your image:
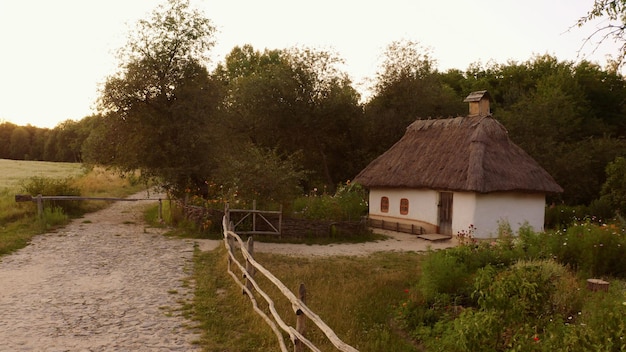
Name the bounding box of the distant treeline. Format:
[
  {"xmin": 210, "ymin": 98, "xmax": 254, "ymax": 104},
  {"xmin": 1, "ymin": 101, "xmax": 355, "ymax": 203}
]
[
  {"xmin": 0, "ymin": 119, "xmax": 86, "ymax": 163},
  {"xmin": 4, "ymin": 52, "xmax": 626, "ymax": 209},
  {"xmin": 3, "ymin": 53, "xmax": 626, "ymax": 209}
]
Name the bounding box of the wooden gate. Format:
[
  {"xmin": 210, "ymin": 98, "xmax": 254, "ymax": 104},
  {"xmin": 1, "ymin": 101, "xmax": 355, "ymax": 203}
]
[
  {"xmin": 225, "ymin": 201, "xmax": 282, "ymax": 236},
  {"xmin": 437, "ymin": 192, "xmax": 453, "ymax": 235}
]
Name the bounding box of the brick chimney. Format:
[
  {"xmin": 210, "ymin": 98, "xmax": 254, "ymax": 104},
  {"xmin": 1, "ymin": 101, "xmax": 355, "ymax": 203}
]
[{"xmin": 463, "ymin": 90, "xmax": 491, "ymax": 116}]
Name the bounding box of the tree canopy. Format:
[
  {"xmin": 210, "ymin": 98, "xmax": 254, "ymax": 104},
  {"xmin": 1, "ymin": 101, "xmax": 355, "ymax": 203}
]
[
  {"xmin": 7, "ymin": 1, "xmax": 626, "ymax": 215},
  {"xmin": 85, "ymin": 0, "xmax": 222, "ymax": 195}
]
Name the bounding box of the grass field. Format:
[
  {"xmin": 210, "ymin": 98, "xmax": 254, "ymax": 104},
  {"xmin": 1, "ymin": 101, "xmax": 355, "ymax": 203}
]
[
  {"xmin": 0, "ymin": 159, "xmax": 144, "ymax": 256},
  {"xmin": 192, "ymin": 246, "xmax": 421, "ymax": 352},
  {"xmin": 0, "ymin": 159, "xmax": 85, "ymax": 190}
]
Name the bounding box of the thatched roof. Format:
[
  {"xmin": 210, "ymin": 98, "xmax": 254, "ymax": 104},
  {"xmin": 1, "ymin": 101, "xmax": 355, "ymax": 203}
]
[{"xmin": 354, "ymin": 115, "xmax": 563, "ymax": 194}]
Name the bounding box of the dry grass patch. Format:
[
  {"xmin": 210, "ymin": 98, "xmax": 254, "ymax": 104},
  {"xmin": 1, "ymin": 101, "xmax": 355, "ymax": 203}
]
[
  {"xmin": 193, "ymin": 246, "xmax": 425, "ymax": 352},
  {"xmin": 0, "ymin": 162, "xmax": 146, "ymax": 257}
]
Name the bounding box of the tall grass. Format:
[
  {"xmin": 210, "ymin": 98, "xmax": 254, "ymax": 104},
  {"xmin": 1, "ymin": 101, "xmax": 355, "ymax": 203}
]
[
  {"xmin": 0, "ymin": 164, "xmax": 145, "ymax": 256},
  {"xmin": 0, "ymin": 159, "xmax": 84, "ymax": 189},
  {"xmin": 192, "ymin": 246, "xmax": 424, "ymax": 351}
]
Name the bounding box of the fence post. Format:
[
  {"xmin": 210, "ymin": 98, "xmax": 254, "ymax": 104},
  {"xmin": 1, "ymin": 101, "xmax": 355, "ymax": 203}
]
[
  {"xmin": 252, "ymin": 200, "xmax": 257, "ymax": 233},
  {"xmin": 225, "ymin": 202, "xmax": 230, "ymax": 227},
  {"xmin": 294, "ymin": 283, "xmax": 307, "ymax": 352},
  {"xmin": 245, "ymin": 236, "xmax": 255, "ymax": 293},
  {"xmin": 279, "ymin": 204, "xmax": 283, "ymax": 238},
  {"xmin": 36, "ymin": 194, "xmax": 43, "ymax": 218},
  {"xmin": 158, "ymin": 198, "xmax": 163, "ymax": 221}
]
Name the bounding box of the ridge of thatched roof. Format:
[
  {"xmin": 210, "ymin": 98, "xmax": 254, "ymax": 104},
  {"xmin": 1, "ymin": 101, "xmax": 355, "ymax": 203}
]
[{"xmin": 354, "ymin": 115, "xmax": 563, "ymax": 194}]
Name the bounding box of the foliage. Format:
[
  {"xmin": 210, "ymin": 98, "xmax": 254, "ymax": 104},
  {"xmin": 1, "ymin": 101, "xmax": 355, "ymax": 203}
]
[
  {"xmin": 364, "ymin": 40, "xmax": 465, "ymax": 157},
  {"xmin": 601, "ymin": 156, "xmax": 626, "ymax": 215},
  {"xmin": 547, "ymin": 219, "xmax": 626, "ymax": 277},
  {"xmin": 463, "ymin": 56, "xmax": 626, "ymax": 205},
  {"xmin": 291, "ymin": 181, "xmax": 368, "ymax": 221},
  {"xmin": 19, "ymin": 176, "xmax": 82, "ymax": 215},
  {"xmin": 215, "ymin": 44, "xmax": 364, "ymax": 189},
  {"xmin": 400, "ymin": 223, "xmax": 626, "ymax": 351},
  {"xmin": 212, "ymin": 143, "xmax": 307, "ymax": 207},
  {"xmin": 85, "ymin": 0, "xmax": 223, "ymax": 197},
  {"xmin": 39, "ymin": 206, "xmax": 69, "ymax": 230},
  {"xmin": 3, "ymin": 10, "xmax": 626, "ymax": 211}
]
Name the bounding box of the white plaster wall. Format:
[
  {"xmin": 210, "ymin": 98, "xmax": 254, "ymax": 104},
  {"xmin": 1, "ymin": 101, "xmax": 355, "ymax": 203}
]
[
  {"xmin": 369, "ymin": 188, "xmax": 439, "ymax": 224},
  {"xmin": 472, "ymin": 193, "xmax": 546, "ymax": 238},
  {"xmin": 369, "ymin": 189, "xmax": 547, "ymax": 239},
  {"xmin": 451, "ymin": 192, "xmax": 477, "ymax": 236}
]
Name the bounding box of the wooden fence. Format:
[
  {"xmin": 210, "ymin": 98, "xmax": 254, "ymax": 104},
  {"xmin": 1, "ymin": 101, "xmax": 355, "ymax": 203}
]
[
  {"xmin": 222, "ymin": 215, "xmax": 359, "ymax": 352},
  {"xmin": 226, "ymin": 201, "xmax": 282, "ymax": 236}
]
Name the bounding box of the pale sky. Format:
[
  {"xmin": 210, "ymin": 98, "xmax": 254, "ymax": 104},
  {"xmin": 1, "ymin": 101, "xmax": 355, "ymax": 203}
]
[{"xmin": 0, "ymin": 0, "xmax": 621, "ymax": 128}]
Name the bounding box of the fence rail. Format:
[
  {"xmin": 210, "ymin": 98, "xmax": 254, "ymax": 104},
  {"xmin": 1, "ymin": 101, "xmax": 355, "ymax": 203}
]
[
  {"xmin": 226, "ymin": 201, "xmax": 282, "ymax": 236},
  {"xmin": 15, "ymin": 194, "xmax": 163, "ymax": 219},
  {"xmin": 222, "ymin": 215, "xmax": 359, "ymax": 352}
]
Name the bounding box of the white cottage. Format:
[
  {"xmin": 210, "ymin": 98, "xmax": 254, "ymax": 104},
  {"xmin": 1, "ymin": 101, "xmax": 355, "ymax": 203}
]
[{"xmin": 353, "ymin": 91, "xmax": 563, "ymax": 239}]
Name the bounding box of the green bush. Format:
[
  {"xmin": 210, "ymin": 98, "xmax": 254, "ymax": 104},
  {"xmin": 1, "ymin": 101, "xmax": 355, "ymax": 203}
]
[
  {"xmin": 403, "ymin": 223, "xmax": 626, "ymax": 351},
  {"xmin": 544, "ymin": 204, "xmax": 585, "ymax": 230},
  {"xmin": 419, "ymin": 251, "xmax": 472, "ymax": 301},
  {"xmin": 546, "ymin": 220, "xmax": 626, "ymax": 277},
  {"xmin": 291, "ymin": 182, "xmax": 367, "ymax": 221},
  {"xmin": 20, "ymin": 176, "xmax": 82, "ymax": 215},
  {"xmin": 424, "ymin": 260, "xmax": 584, "ymax": 351}
]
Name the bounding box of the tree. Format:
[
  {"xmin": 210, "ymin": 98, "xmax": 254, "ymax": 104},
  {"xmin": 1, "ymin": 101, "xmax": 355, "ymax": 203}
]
[
  {"xmin": 9, "ymin": 127, "xmax": 30, "ymax": 160},
  {"xmin": 0, "ymin": 122, "xmax": 17, "ymax": 159},
  {"xmin": 215, "ymin": 45, "xmax": 363, "ymax": 189},
  {"xmin": 578, "ymin": 0, "xmax": 626, "ymax": 70},
  {"xmin": 88, "ymin": 0, "xmax": 222, "ymax": 195},
  {"xmin": 601, "ymin": 156, "xmax": 626, "ymax": 215},
  {"xmin": 212, "ymin": 143, "xmax": 307, "ymax": 207},
  {"xmin": 486, "ymin": 56, "xmax": 626, "ymax": 205},
  {"xmin": 364, "ymin": 40, "xmax": 465, "ymax": 157}
]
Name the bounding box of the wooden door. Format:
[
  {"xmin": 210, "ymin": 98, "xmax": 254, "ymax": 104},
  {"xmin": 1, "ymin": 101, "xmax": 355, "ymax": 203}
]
[{"xmin": 438, "ymin": 192, "xmax": 453, "ymax": 235}]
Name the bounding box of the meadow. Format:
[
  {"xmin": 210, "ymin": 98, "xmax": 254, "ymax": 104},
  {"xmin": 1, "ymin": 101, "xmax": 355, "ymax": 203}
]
[
  {"xmin": 0, "ymin": 159, "xmax": 144, "ymax": 256},
  {"xmin": 0, "ymin": 159, "xmax": 85, "ymax": 189}
]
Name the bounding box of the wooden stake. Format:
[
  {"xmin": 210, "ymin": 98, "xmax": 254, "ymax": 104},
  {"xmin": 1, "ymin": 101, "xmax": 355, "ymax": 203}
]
[{"xmin": 294, "ymin": 283, "xmax": 306, "ymax": 352}]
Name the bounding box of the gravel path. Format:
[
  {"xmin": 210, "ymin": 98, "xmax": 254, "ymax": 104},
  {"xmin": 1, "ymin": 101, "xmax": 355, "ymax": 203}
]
[
  {"xmin": 0, "ymin": 192, "xmax": 201, "ymax": 352},
  {"xmin": 196, "ymin": 229, "xmax": 457, "ymax": 256}
]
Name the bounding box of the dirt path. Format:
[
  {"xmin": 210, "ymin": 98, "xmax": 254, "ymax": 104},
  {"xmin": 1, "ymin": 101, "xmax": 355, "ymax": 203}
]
[
  {"xmin": 0, "ymin": 192, "xmax": 456, "ymax": 351},
  {"xmin": 197, "ymin": 229, "xmax": 457, "ymax": 256},
  {"xmin": 0, "ymin": 191, "xmax": 200, "ymax": 352}
]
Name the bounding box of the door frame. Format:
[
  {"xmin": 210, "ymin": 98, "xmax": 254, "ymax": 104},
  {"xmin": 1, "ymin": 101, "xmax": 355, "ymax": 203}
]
[{"xmin": 437, "ymin": 191, "xmax": 453, "ymax": 235}]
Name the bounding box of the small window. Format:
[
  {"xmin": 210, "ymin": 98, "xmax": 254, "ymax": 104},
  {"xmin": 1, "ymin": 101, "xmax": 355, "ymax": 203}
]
[
  {"xmin": 400, "ymin": 198, "xmax": 409, "ymax": 215},
  {"xmin": 380, "ymin": 197, "xmax": 389, "ymax": 213}
]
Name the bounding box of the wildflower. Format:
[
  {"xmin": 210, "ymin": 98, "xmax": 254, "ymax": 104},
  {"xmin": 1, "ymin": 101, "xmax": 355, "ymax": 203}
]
[
  {"xmin": 404, "ymin": 289, "xmax": 410, "ymax": 293},
  {"xmin": 533, "ymin": 336, "xmax": 540, "ymax": 342}
]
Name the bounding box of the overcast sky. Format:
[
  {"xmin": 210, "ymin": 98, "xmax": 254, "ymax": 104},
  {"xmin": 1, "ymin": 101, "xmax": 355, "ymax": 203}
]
[{"xmin": 0, "ymin": 0, "xmax": 621, "ymax": 128}]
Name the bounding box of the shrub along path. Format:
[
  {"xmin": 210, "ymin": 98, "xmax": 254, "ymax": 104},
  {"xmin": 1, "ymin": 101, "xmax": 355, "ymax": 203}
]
[{"xmin": 0, "ymin": 191, "xmax": 200, "ymax": 351}]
